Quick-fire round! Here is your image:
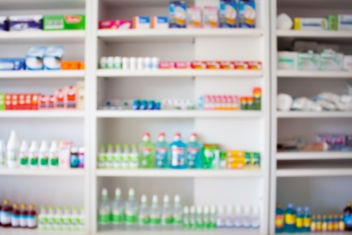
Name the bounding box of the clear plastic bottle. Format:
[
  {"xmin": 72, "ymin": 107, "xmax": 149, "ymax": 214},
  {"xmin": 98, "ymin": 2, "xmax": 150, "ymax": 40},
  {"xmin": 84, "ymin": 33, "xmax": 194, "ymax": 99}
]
[
  {"xmin": 49, "ymin": 141, "xmax": 59, "ymax": 168},
  {"xmin": 139, "ymin": 133, "xmax": 154, "ymax": 168},
  {"xmin": 182, "ymin": 206, "xmax": 189, "ymax": 229},
  {"xmin": 39, "ymin": 141, "xmax": 49, "ymax": 168},
  {"xmin": 138, "ymin": 194, "xmax": 150, "ymax": 229},
  {"xmin": 106, "ymin": 144, "xmax": 114, "ymax": 168},
  {"xmin": 72, "ymin": 206, "xmax": 80, "ymax": 231},
  {"xmin": 155, "ymin": 133, "xmax": 169, "ymax": 168},
  {"xmin": 186, "ymin": 133, "xmax": 203, "ymax": 169},
  {"xmin": 209, "ymin": 205, "xmax": 217, "ymax": 229},
  {"xmin": 243, "ymin": 205, "xmax": 251, "ymax": 228},
  {"xmin": 63, "ymin": 206, "xmax": 71, "ymax": 231},
  {"xmin": 79, "ymin": 207, "xmax": 85, "ymax": 231},
  {"xmin": 189, "ymin": 206, "xmax": 196, "ymax": 229},
  {"xmin": 19, "ymin": 141, "xmax": 29, "ymax": 167},
  {"xmin": 149, "ymin": 195, "xmax": 161, "ymax": 229},
  {"xmin": 47, "ymin": 206, "xmax": 55, "ymax": 230},
  {"xmin": 234, "ymin": 204, "xmax": 242, "ymax": 228},
  {"xmin": 38, "ymin": 206, "xmax": 47, "ymax": 230},
  {"xmin": 113, "ymin": 144, "xmax": 121, "ymax": 169},
  {"xmin": 225, "ymin": 205, "xmax": 233, "ymax": 228},
  {"xmin": 98, "ymin": 144, "xmax": 106, "ymax": 169},
  {"xmin": 196, "ymin": 206, "xmax": 204, "ymax": 229},
  {"xmin": 125, "ymin": 188, "xmax": 138, "ymax": 230},
  {"xmin": 55, "ymin": 206, "xmax": 64, "ymax": 230},
  {"xmin": 129, "ymin": 144, "xmax": 139, "ymax": 169},
  {"xmin": 98, "ymin": 188, "xmax": 111, "ymax": 231},
  {"xmin": 7, "ymin": 130, "xmax": 19, "ymax": 168},
  {"xmin": 216, "ymin": 205, "xmax": 225, "ymax": 228},
  {"xmin": 169, "ymin": 133, "xmax": 186, "ymax": 169},
  {"xmin": 203, "ymin": 206, "xmax": 210, "ymax": 229},
  {"xmin": 161, "ymin": 195, "xmax": 173, "ymax": 230},
  {"xmin": 344, "ymin": 202, "xmax": 352, "ymax": 231},
  {"xmin": 296, "ymin": 207, "xmax": 304, "ymax": 233},
  {"xmin": 122, "ymin": 144, "xmax": 129, "ymax": 169},
  {"xmin": 111, "ymin": 188, "xmax": 125, "ymax": 230},
  {"xmin": 172, "ymin": 195, "xmax": 183, "ymax": 230},
  {"xmin": 251, "ymin": 205, "xmax": 260, "ymax": 229}
]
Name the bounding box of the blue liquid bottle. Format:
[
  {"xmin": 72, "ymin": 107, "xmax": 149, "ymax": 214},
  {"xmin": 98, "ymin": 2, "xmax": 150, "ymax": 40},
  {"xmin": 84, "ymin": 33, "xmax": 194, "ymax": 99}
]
[
  {"xmin": 296, "ymin": 207, "xmax": 304, "ymax": 233},
  {"xmin": 303, "ymin": 206, "xmax": 311, "ymax": 232},
  {"xmin": 284, "ymin": 203, "xmax": 296, "ymax": 233},
  {"xmin": 275, "ymin": 203, "xmax": 284, "ymax": 233},
  {"xmin": 169, "ymin": 133, "xmax": 186, "ymax": 169},
  {"xmin": 155, "ymin": 132, "xmax": 169, "ymax": 168},
  {"xmin": 186, "ymin": 133, "xmax": 203, "ymax": 169}
]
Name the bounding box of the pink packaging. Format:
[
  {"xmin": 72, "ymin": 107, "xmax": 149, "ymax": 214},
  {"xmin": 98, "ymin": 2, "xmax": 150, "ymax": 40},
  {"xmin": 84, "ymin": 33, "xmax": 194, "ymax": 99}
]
[
  {"xmin": 39, "ymin": 95, "xmax": 48, "ymax": 110},
  {"xmin": 220, "ymin": 61, "xmax": 235, "ymax": 69},
  {"xmin": 187, "ymin": 6, "xmax": 202, "ymax": 28},
  {"xmin": 206, "ymin": 61, "xmax": 221, "ymax": 69},
  {"xmin": 98, "ymin": 20, "xmax": 132, "ymax": 30},
  {"xmin": 175, "ymin": 61, "xmax": 192, "ymax": 69},
  {"xmin": 191, "ymin": 61, "xmax": 207, "ymax": 69},
  {"xmin": 159, "ymin": 61, "xmax": 175, "ymax": 69},
  {"xmin": 59, "ymin": 141, "xmax": 72, "ymax": 168},
  {"xmin": 65, "ymin": 86, "xmax": 77, "ymax": 109},
  {"xmin": 203, "ymin": 6, "xmax": 219, "ymax": 28},
  {"xmin": 55, "ymin": 89, "xmax": 65, "ymax": 109}
]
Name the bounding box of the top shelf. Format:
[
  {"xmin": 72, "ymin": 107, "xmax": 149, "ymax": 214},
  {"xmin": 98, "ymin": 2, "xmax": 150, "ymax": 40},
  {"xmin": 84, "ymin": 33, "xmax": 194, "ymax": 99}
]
[
  {"xmin": 0, "ymin": 0, "xmax": 85, "ymax": 10},
  {"xmin": 97, "ymin": 29, "xmax": 263, "ymax": 42},
  {"xmin": 0, "ymin": 31, "xmax": 85, "ymax": 44},
  {"xmin": 277, "ymin": 30, "xmax": 352, "ymax": 41}
]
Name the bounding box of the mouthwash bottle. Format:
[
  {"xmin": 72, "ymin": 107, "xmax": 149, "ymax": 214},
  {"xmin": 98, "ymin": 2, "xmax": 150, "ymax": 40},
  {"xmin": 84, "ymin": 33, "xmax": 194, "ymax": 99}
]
[
  {"xmin": 106, "ymin": 144, "xmax": 114, "ymax": 168},
  {"xmin": 49, "ymin": 141, "xmax": 59, "ymax": 168},
  {"xmin": 173, "ymin": 195, "xmax": 183, "ymax": 229},
  {"xmin": 339, "ymin": 214, "xmax": 345, "ymax": 231},
  {"xmin": 284, "ymin": 203, "xmax": 296, "ymax": 233},
  {"xmin": 169, "ymin": 133, "xmax": 186, "ymax": 169},
  {"xmin": 125, "ymin": 188, "xmax": 138, "ymax": 230},
  {"xmin": 39, "ymin": 141, "xmax": 49, "ymax": 168},
  {"xmin": 113, "ymin": 144, "xmax": 121, "ymax": 168},
  {"xmin": 328, "ymin": 214, "xmax": 334, "ymax": 231},
  {"xmin": 98, "ymin": 188, "xmax": 111, "ymax": 231},
  {"xmin": 162, "ymin": 195, "xmax": 173, "ymax": 229},
  {"xmin": 209, "ymin": 205, "xmax": 217, "ymax": 229},
  {"xmin": 150, "ymin": 195, "xmax": 161, "ymax": 229},
  {"xmin": 344, "ymin": 202, "xmax": 352, "ymax": 231},
  {"xmin": 322, "ymin": 214, "xmax": 328, "ymax": 232},
  {"xmin": 19, "ymin": 141, "xmax": 29, "ymax": 168},
  {"xmin": 138, "ymin": 194, "xmax": 150, "ymax": 229},
  {"xmin": 296, "ymin": 207, "xmax": 304, "ymax": 233},
  {"xmin": 183, "ymin": 206, "xmax": 190, "ymax": 229},
  {"xmin": 122, "ymin": 144, "xmax": 129, "ymax": 168},
  {"xmin": 155, "ymin": 133, "xmax": 169, "ymax": 168},
  {"xmin": 139, "ymin": 133, "xmax": 154, "ymax": 168},
  {"xmin": 186, "ymin": 133, "xmax": 202, "ymax": 169},
  {"xmin": 98, "ymin": 144, "xmax": 106, "ymax": 169},
  {"xmin": 303, "ymin": 206, "xmax": 311, "ymax": 232},
  {"xmin": 310, "ymin": 215, "xmax": 316, "ymax": 232},
  {"xmin": 316, "ymin": 214, "xmax": 322, "ymax": 232},
  {"xmin": 111, "ymin": 188, "xmax": 124, "ymax": 230},
  {"xmin": 128, "ymin": 144, "xmax": 139, "ymax": 169}
]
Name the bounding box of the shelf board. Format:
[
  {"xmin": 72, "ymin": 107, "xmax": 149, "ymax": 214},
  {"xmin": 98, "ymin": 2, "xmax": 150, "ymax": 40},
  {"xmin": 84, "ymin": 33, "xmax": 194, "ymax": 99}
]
[
  {"xmin": 97, "ymin": 29, "xmax": 263, "ymax": 42},
  {"xmin": 96, "ymin": 69, "xmax": 263, "ymax": 78},
  {"xmin": 0, "ymin": 70, "xmax": 85, "ymax": 79},
  {"xmin": 0, "ymin": 228, "xmax": 85, "ymax": 235},
  {"xmin": 277, "ymin": 70, "xmax": 352, "ymax": 79},
  {"xmin": 95, "ymin": 110, "xmax": 263, "ymax": 118},
  {"xmin": 96, "ymin": 229, "xmax": 260, "ymax": 235},
  {"xmin": 0, "ymin": 0, "xmax": 85, "ymax": 10},
  {"xmin": 276, "ymin": 111, "xmax": 352, "ymax": 118},
  {"xmin": 276, "ymin": 168, "xmax": 352, "ymax": 178},
  {"xmin": 276, "ymin": 152, "xmax": 352, "ymax": 160},
  {"xmin": 0, "ymin": 30, "xmax": 85, "ymax": 43},
  {"xmin": 277, "ymin": 30, "xmax": 352, "ymax": 39},
  {"xmin": 0, "ymin": 168, "xmax": 84, "ymax": 176},
  {"xmin": 0, "ymin": 111, "xmax": 85, "ymax": 118},
  {"xmin": 96, "ymin": 169, "xmax": 262, "ymax": 178}
]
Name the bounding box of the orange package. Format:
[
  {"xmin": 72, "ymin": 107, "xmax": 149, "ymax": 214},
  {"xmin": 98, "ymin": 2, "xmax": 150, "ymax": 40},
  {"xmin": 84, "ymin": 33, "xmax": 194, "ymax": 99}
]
[
  {"xmin": 61, "ymin": 61, "xmax": 81, "ymax": 70},
  {"xmin": 226, "ymin": 150, "xmax": 245, "ymax": 169}
]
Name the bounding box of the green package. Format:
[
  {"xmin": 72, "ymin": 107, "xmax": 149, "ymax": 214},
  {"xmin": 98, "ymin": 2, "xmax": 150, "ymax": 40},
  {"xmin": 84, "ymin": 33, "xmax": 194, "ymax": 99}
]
[
  {"xmin": 0, "ymin": 94, "xmax": 4, "ymax": 110},
  {"xmin": 297, "ymin": 52, "xmax": 320, "ymax": 71},
  {"xmin": 43, "ymin": 14, "xmax": 85, "ymax": 30},
  {"xmin": 202, "ymin": 145, "xmax": 220, "ymax": 169},
  {"xmin": 328, "ymin": 14, "xmax": 338, "ymax": 31}
]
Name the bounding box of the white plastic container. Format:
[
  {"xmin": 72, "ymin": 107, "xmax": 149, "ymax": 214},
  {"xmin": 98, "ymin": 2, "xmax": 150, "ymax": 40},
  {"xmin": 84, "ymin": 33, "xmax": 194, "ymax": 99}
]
[{"xmin": 7, "ymin": 130, "xmax": 19, "ymax": 168}]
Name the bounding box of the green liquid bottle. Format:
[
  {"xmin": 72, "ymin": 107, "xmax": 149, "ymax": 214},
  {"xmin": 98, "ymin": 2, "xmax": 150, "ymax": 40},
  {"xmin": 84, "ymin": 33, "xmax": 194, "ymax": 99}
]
[{"xmin": 139, "ymin": 133, "xmax": 154, "ymax": 168}]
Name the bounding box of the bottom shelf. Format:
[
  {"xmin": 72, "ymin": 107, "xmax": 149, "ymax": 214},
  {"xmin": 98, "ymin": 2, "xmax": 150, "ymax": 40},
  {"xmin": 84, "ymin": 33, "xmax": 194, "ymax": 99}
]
[{"xmin": 0, "ymin": 228, "xmax": 85, "ymax": 235}]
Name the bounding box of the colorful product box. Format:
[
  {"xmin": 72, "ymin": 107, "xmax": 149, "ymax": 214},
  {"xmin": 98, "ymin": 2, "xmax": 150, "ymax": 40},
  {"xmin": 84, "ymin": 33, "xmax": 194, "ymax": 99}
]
[
  {"xmin": 0, "ymin": 17, "xmax": 8, "ymax": 31},
  {"xmin": 9, "ymin": 15, "xmax": 42, "ymax": 31},
  {"xmin": 169, "ymin": 1, "xmax": 187, "ymax": 28},
  {"xmin": 220, "ymin": 0, "xmax": 237, "ymax": 28},
  {"xmin": 43, "ymin": 46, "xmax": 64, "ymax": 70},
  {"xmin": 133, "ymin": 16, "xmax": 151, "ymax": 29},
  {"xmin": 220, "ymin": 61, "xmax": 235, "ymax": 69},
  {"xmin": 297, "ymin": 52, "xmax": 320, "ymax": 71},
  {"xmin": 277, "ymin": 51, "xmax": 298, "ymax": 70},
  {"xmin": 338, "ymin": 15, "xmax": 352, "ymax": 31},
  {"xmin": 25, "ymin": 46, "xmax": 45, "ymax": 71},
  {"xmin": 206, "ymin": 61, "xmax": 221, "ymax": 69},
  {"xmin": 65, "ymin": 86, "xmax": 77, "ymax": 109},
  {"xmin": 225, "ymin": 150, "xmax": 245, "ymax": 169},
  {"xmin": 175, "ymin": 61, "xmax": 191, "ymax": 69},
  {"xmin": 328, "ymin": 14, "xmax": 338, "ymax": 31},
  {"xmin": 186, "ymin": 6, "xmax": 202, "ymax": 28},
  {"xmin": 0, "ymin": 58, "xmax": 25, "ymax": 71},
  {"xmin": 191, "ymin": 61, "xmax": 207, "ymax": 69},
  {"xmin": 55, "ymin": 89, "xmax": 65, "ymax": 109},
  {"xmin": 240, "ymin": 96, "xmax": 248, "ymax": 110},
  {"xmin": 39, "ymin": 95, "xmax": 48, "ymax": 110},
  {"xmin": 203, "ymin": 6, "xmax": 219, "ymax": 28},
  {"xmin": 0, "ymin": 94, "xmax": 4, "ymax": 110},
  {"xmin": 151, "ymin": 16, "xmax": 168, "ymax": 29},
  {"xmin": 234, "ymin": 61, "xmax": 248, "ymax": 69},
  {"xmin": 61, "ymin": 61, "xmax": 81, "ymax": 70},
  {"xmin": 76, "ymin": 81, "xmax": 85, "ymax": 110},
  {"xmin": 202, "ymin": 144, "xmax": 220, "ymax": 169},
  {"xmin": 294, "ymin": 17, "xmax": 328, "ymax": 31},
  {"xmin": 253, "ymin": 87, "xmax": 262, "ymax": 110},
  {"xmin": 238, "ymin": 0, "xmax": 256, "ymax": 28},
  {"xmin": 5, "ymin": 94, "xmax": 12, "ymax": 110},
  {"xmin": 344, "ymin": 56, "xmax": 352, "ymax": 71},
  {"xmin": 18, "ymin": 94, "xmax": 25, "ymax": 110},
  {"xmin": 98, "ymin": 20, "xmax": 132, "ymax": 30},
  {"xmin": 320, "ymin": 50, "xmax": 344, "ymax": 71},
  {"xmin": 159, "ymin": 61, "xmax": 175, "ymax": 69},
  {"xmin": 248, "ymin": 61, "xmax": 262, "ymax": 70}
]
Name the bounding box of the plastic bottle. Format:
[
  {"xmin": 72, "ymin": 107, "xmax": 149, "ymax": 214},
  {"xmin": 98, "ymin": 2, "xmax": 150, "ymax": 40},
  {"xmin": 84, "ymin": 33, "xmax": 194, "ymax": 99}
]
[
  {"xmin": 49, "ymin": 141, "xmax": 59, "ymax": 168},
  {"xmin": 173, "ymin": 195, "xmax": 183, "ymax": 229},
  {"xmin": 209, "ymin": 205, "xmax": 217, "ymax": 229},
  {"xmin": 79, "ymin": 207, "xmax": 85, "ymax": 231},
  {"xmin": 72, "ymin": 206, "xmax": 79, "ymax": 231},
  {"xmin": 225, "ymin": 205, "xmax": 233, "ymax": 228},
  {"xmin": 328, "ymin": 214, "xmax": 334, "ymax": 232},
  {"xmin": 106, "ymin": 144, "xmax": 114, "ymax": 168},
  {"xmin": 20, "ymin": 204, "xmax": 28, "ymax": 228},
  {"xmin": 11, "ymin": 203, "xmax": 20, "ymax": 228},
  {"xmin": 39, "ymin": 141, "xmax": 49, "ymax": 168},
  {"xmin": 169, "ymin": 133, "xmax": 186, "ymax": 169},
  {"xmin": 139, "ymin": 133, "xmax": 154, "ymax": 168},
  {"xmin": 78, "ymin": 147, "xmax": 85, "ymax": 168},
  {"xmin": 70, "ymin": 147, "xmax": 79, "ymax": 168},
  {"xmin": 1, "ymin": 200, "xmax": 12, "ymax": 227},
  {"xmin": 243, "ymin": 205, "xmax": 251, "ymax": 228},
  {"xmin": 38, "ymin": 206, "xmax": 47, "ymax": 230},
  {"xmin": 322, "ymin": 214, "xmax": 328, "ymax": 232},
  {"xmin": 275, "ymin": 203, "xmax": 285, "ymax": 233},
  {"xmin": 125, "ymin": 188, "xmax": 138, "ymax": 230},
  {"xmin": 186, "ymin": 133, "xmax": 203, "ymax": 169},
  {"xmin": 189, "ymin": 206, "xmax": 196, "ymax": 229},
  {"xmin": 182, "ymin": 206, "xmax": 189, "ymax": 229},
  {"xmin": 122, "ymin": 144, "xmax": 129, "ymax": 168},
  {"xmin": 203, "ymin": 206, "xmax": 210, "ymax": 229},
  {"xmin": 47, "ymin": 206, "xmax": 55, "ymax": 230},
  {"xmin": 296, "ymin": 207, "xmax": 304, "ymax": 233},
  {"xmin": 334, "ymin": 214, "xmax": 339, "ymax": 231},
  {"xmin": 19, "ymin": 141, "xmax": 29, "ymax": 167},
  {"xmin": 310, "ymin": 215, "xmax": 316, "ymax": 232},
  {"xmin": 98, "ymin": 188, "xmax": 111, "ymax": 230},
  {"xmin": 344, "ymin": 202, "xmax": 352, "ymax": 231},
  {"xmin": 0, "ymin": 140, "xmax": 6, "ymax": 167},
  {"xmin": 161, "ymin": 195, "xmax": 173, "ymax": 229},
  {"xmin": 196, "ymin": 206, "xmax": 204, "ymax": 229},
  {"xmin": 98, "ymin": 144, "xmax": 106, "ymax": 169},
  {"xmin": 63, "ymin": 206, "xmax": 71, "ymax": 230},
  {"xmin": 55, "ymin": 206, "xmax": 64, "ymax": 230},
  {"xmin": 7, "ymin": 130, "xmax": 19, "ymax": 168},
  {"xmin": 316, "ymin": 214, "xmax": 322, "ymax": 232},
  {"xmin": 303, "ymin": 206, "xmax": 311, "ymax": 232},
  {"xmin": 284, "ymin": 203, "xmax": 296, "ymax": 233},
  {"xmin": 129, "ymin": 144, "xmax": 139, "ymax": 169},
  {"xmin": 251, "ymin": 205, "xmax": 260, "ymax": 229},
  {"xmin": 234, "ymin": 204, "xmax": 242, "ymax": 228},
  {"xmin": 216, "ymin": 205, "xmax": 225, "ymax": 228},
  {"xmin": 111, "ymin": 188, "xmax": 125, "ymax": 230},
  {"xmin": 29, "ymin": 141, "xmax": 39, "ymax": 168},
  {"xmin": 113, "ymin": 144, "xmax": 122, "ymax": 169},
  {"xmin": 149, "ymin": 195, "xmax": 161, "ymax": 229},
  {"xmin": 339, "ymin": 214, "xmax": 346, "ymax": 231},
  {"xmin": 138, "ymin": 194, "xmax": 149, "ymax": 229},
  {"xmin": 155, "ymin": 133, "xmax": 169, "ymax": 168}
]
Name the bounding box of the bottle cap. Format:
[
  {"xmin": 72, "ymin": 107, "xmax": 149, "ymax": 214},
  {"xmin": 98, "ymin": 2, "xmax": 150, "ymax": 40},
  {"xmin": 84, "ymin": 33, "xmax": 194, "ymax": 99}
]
[
  {"xmin": 71, "ymin": 147, "xmax": 78, "ymax": 153},
  {"xmin": 210, "ymin": 205, "xmax": 216, "ymax": 214},
  {"xmin": 29, "ymin": 204, "xmax": 35, "ymax": 210},
  {"xmin": 227, "ymin": 205, "xmax": 233, "ymax": 214},
  {"xmin": 3, "ymin": 199, "xmax": 9, "ymax": 204},
  {"xmin": 288, "ymin": 203, "xmax": 293, "ymax": 208},
  {"xmin": 141, "ymin": 194, "xmax": 147, "ymax": 203},
  {"xmin": 158, "ymin": 132, "xmax": 165, "ymax": 138},
  {"xmin": 297, "ymin": 207, "xmax": 302, "ymax": 212},
  {"xmin": 190, "ymin": 206, "xmax": 196, "ymax": 214},
  {"xmin": 277, "ymin": 203, "xmax": 281, "ymax": 208},
  {"xmin": 304, "ymin": 206, "xmax": 309, "ymax": 212},
  {"xmin": 13, "ymin": 203, "xmax": 18, "ymax": 209},
  {"xmin": 21, "ymin": 204, "xmax": 27, "ymax": 209},
  {"xmin": 128, "ymin": 188, "xmax": 135, "ymax": 197},
  {"xmin": 203, "ymin": 206, "xmax": 209, "ymax": 214},
  {"xmin": 79, "ymin": 147, "xmax": 85, "ymax": 153}
]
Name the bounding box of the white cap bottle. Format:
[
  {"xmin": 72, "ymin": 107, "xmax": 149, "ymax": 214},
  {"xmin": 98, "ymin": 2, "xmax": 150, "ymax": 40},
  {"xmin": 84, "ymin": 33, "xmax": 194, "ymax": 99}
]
[
  {"xmin": 49, "ymin": 141, "xmax": 59, "ymax": 168},
  {"xmin": 7, "ymin": 130, "xmax": 19, "ymax": 168},
  {"xmin": 0, "ymin": 140, "xmax": 5, "ymax": 167},
  {"xmin": 19, "ymin": 141, "xmax": 29, "ymax": 168},
  {"xmin": 29, "ymin": 141, "xmax": 39, "ymax": 168},
  {"xmin": 39, "ymin": 141, "xmax": 49, "ymax": 168}
]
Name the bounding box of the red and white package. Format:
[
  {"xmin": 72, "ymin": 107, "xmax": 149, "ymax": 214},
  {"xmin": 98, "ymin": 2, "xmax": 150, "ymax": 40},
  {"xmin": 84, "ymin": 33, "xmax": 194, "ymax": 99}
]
[
  {"xmin": 191, "ymin": 61, "xmax": 207, "ymax": 69},
  {"xmin": 175, "ymin": 61, "xmax": 192, "ymax": 69},
  {"xmin": 159, "ymin": 61, "xmax": 175, "ymax": 69},
  {"xmin": 31, "ymin": 94, "xmax": 39, "ymax": 110},
  {"xmin": 233, "ymin": 61, "xmax": 248, "ymax": 70},
  {"xmin": 220, "ymin": 61, "xmax": 235, "ymax": 69},
  {"xmin": 5, "ymin": 94, "xmax": 12, "ymax": 110},
  {"xmin": 206, "ymin": 61, "xmax": 221, "ymax": 69},
  {"xmin": 248, "ymin": 61, "xmax": 263, "ymax": 70},
  {"xmin": 39, "ymin": 95, "xmax": 48, "ymax": 110}
]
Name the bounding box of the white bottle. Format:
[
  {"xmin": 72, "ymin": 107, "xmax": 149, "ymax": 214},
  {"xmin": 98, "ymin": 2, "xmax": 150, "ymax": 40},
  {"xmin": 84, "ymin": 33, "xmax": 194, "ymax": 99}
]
[
  {"xmin": 111, "ymin": 188, "xmax": 125, "ymax": 230},
  {"xmin": 47, "ymin": 206, "xmax": 55, "ymax": 230},
  {"xmin": 225, "ymin": 205, "xmax": 233, "ymax": 228},
  {"xmin": 38, "ymin": 206, "xmax": 47, "ymax": 230},
  {"xmin": 7, "ymin": 130, "xmax": 19, "ymax": 168},
  {"xmin": 98, "ymin": 188, "xmax": 111, "ymax": 230},
  {"xmin": 0, "ymin": 140, "xmax": 5, "ymax": 167},
  {"xmin": 137, "ymin": 57, "xmax": 144, "ymax": 70},
  {"xmin": 138, "ymin": 194, "xmax": 149, "ymax": 229},
  {"xmin": 189, "ymin": 206, "xmax": 196, "ymax": 229},
  {"xmin": 251, "ymin": 205, "xmax": 260, "ymax": 229},
  {"xmin": 130, "ymin": 57, "xmax": 136, "ymax": 70},
  {"xmin": 149, "ymin": 195, "xmax": 161, "ymax": 229},
  {"xmin": 19, "ymin": 141, "xmax": 29, "ymax": 168},
  {"xmin": 106, "ymin": 144, "xmax": 114, "ymax": 168},
  {"xmin": 39, "ymin": 141, "xmax": 49, "ymax": 168},
  {"xmin": 72, "ymin": 206, "xmax": 79, "ymax": 231},
  {"xmin": 113, "ymin": 144, "xmax": 122, "ymax": 169},
  {"xmin": 122, "ymin": 57, "xmax": 129, "ymax": 70},
  {"xmin": 49, "ymin": 141, "xmax": 59, "ymax": 168},
  {"xmin": 151, "ymin": 57, "xmax": 159, "ymax": 70},
  {"xmin": 196, "ymin": 206, "xmax": 203, "ymax": 229},
  {"xmin": 242, "ymin": 205, "xmax": 251, "ymax": 228},
  {"xmin": 55, "ymin": 206, "xmax": 63, "ymax": 230},
  {"xmin": 125, "ymin": 188, "xmax": 138, "ymax": 230},
  {"xmin": 203, "ymin": 206, "xmax": 210, "ymax": 229},
  {"xmin": 173, "ymin": 195, "xmax": 183, "ymax": 229},
  {"xmin": 129, "ymin": 144, "xmax": 139, "ymax": 169},
  {"xmin": 114, "ymin": 56, "xmax": 121, "ymax": 69},
  {"xmin": 122, "ymin": 144, "xmax": 129, "ymax": 169},
  {"xmin": 107, "ymin": 57, "xmax": 114, "ymax": 69},
  {"xmin": 216, "ymin": 205, "xmax": 225, "ymax": 228},
  {"xmin": 161, "ymin": 195, "xmax": 173, "ymax": 230},
  {"xmin": 98, "ymin": 144, "xmax": 106, "ymax": 169},
  {"xmin": 29, "ymin": 141, "xmax": 39, "ymax": 168},
  {"xmin": 234, "ymin": 204, "xmax": 243, "ymax": 228},
  {"xmin": 79, "ymin": 207, "xmax": 85, "ymax": 231},
  {"xmin": 100, "ymin": 57, "xmax": 107, "ymax": 69},
  {"xmin": 182, "ymin": 206, "xmax": 189, "ymax": 229},
  {"xmin": 63, "ymin": 206, "xmax": 71, "ymax": 231},
  {"xmin": 210, "ymin": 205, "xmax": 217, "ymax": 229}
]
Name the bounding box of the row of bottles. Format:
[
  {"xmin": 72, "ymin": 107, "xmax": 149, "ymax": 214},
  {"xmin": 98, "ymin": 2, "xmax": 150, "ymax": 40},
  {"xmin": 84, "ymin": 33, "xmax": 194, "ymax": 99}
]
[
  {"xmin": 98, "ymin": 188, "xmax": 260, "ymax": 231},
  {"xmin": 0, "ymin": 200, "xmax": 37, "ymax": 229}
]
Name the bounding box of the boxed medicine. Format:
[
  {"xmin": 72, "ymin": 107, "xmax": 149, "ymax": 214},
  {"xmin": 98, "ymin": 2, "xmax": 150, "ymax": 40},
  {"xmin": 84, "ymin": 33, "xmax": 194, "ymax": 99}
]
[
  {"xmin": 320, "ymin": 49, "xmax": 344, "ymax": 71},
  {"xmin": 43, "ymin": 15, "xmax": 85, "ymax": 30},
  {"xmin": 169, "ymin": 1, "xmax": 187, "ymax": 28},
  {"xmin": 297, "ymin": 52, "xmax": 320, "ymax": 71},
  {"xmin": 294, "ymin": 17, "xmax": 328, "ymax": 31},
  {"xmin": 151, "ymin": 17, "xmax": 168, "ymax": 29},
  {"xmin": 277, "ymin": 51, "xmax": 298, "ymax": 70},
  {"xmin": 220, "ymin": 0, "xmax": 237, "ymax": 28},
  {"xmin": 133, "ymin": 16, "xmax": 151, "ymax": 29}
]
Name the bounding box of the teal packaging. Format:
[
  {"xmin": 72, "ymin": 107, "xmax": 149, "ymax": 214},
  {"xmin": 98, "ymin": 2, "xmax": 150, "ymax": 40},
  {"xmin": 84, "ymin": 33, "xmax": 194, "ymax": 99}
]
[
  {"xmin": 239, "ymin": 0, "xmax": 256, "ymax": 28},
  {"xmin": 284, "ymin": 203, "xmax": 296, "ymax": 233},
  {"xmin": 220, "ymin": 0, "xmax": 238, "ymax": 28}
]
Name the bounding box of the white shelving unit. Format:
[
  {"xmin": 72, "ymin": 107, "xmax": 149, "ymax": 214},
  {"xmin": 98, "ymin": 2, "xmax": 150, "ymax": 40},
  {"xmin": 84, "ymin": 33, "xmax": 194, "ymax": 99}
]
[{"xmin": 270, "ymin": 0, "xmax": 352, "ymax": 233}]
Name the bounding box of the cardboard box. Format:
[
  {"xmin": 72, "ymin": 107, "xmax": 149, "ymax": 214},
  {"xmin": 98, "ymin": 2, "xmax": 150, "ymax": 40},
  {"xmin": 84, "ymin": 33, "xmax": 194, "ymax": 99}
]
[{"xmin": 43, "ymin": 14, "xmax": 85, "ymax": 30}]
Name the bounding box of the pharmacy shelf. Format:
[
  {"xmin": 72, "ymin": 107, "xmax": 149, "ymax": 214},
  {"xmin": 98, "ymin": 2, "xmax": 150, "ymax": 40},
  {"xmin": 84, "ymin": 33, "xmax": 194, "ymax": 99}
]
[
  {"xmin": 276, "ymin": 168, "xmax": 352, "ymax": 178},
  {"xmin": 276, "ymin": 152, "xmax": 352, "ymax": 160},
  {"xmin": 97, "ymin": 29, "xmax": 263, "ymax": 42},
  {"xmin": 0, "ymin": 168, "xmax": 85, "ymax": 176},
  {"xmin": 277, "ymin": 70, "xmax": 352, "ymax": 79},
  {"xmin": 96, "ymin": 230, "xmax": 260, "ymax": 235},
  {"xmin": 96, "ymin": 69, "xmax": 263, "ymax": 78},
  {"xmin": 0, "ymin": 228, "xmax": 85, "ymax": 235},
  {"xmin": 96, "ymin": 169, "xmax": 262, "ymax": 178},
  {"xmin": 0, "ymin": 0, "xmax": 85, "ymax": 10},
  {"xmin": 95, "ymin": 110, "xmax": 263, "ymax": 118},
  {"xmin": 275, "ymin": 111, "xmax": 352, "ymax": 118},
  {"xmin": 0, "ymin": 111, "xmax": 85, "ymax": 118},
  {"xmin": 0, "ymin": 70, "xmax": 85, "ymax": 79},
  {"xmin": 0, "ymin": 30, "xmax": 85, "ymax": 44},
  {"xmin": 277, "ymin": 30, "xmax": 352, "ymax": 39}
]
